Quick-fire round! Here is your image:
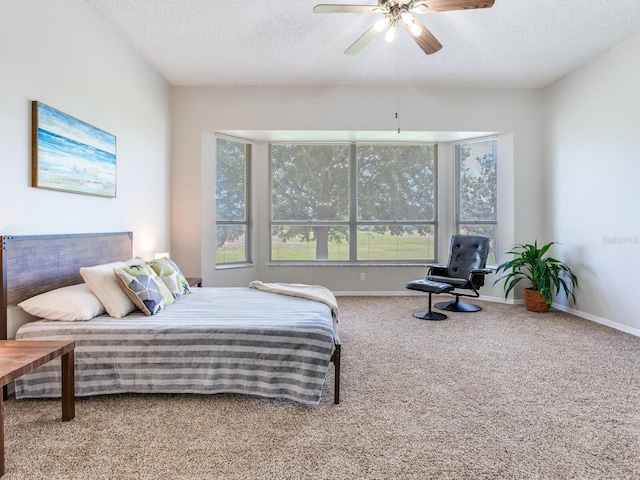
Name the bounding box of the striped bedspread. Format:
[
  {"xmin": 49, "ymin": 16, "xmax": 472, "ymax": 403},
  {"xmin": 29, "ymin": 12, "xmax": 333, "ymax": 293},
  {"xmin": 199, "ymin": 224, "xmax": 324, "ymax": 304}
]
[{"xmin": 15, "ymin": 287, "xmax": 338, "ymax": 405}]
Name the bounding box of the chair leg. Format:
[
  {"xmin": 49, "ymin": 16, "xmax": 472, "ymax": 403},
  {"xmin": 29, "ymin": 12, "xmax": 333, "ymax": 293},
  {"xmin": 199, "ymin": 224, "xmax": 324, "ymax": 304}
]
[
  {"xmin": 435, "ymin": 295, "xmax": 482, "ymax": 312},
  {"xmin": 413, "ymin": 292, "xmax": 448, "ymax": 321}
]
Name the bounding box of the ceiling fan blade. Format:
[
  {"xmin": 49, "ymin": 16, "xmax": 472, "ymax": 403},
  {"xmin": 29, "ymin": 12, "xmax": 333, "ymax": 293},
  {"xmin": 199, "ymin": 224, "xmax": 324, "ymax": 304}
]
[
  {"xmin": 413, "ymin": 0, "xmax": 495, "ymax": 12},
  {"xmin": 313, "ymin": 4, "xmax": 382, "ymax": 13},
  {"xmin": 402, "ymin": 18, "xmax": 442, "ymax": 55},
  {"xmin": 344, "ymin": 25, "xmax": 381, "ymax": 55}
]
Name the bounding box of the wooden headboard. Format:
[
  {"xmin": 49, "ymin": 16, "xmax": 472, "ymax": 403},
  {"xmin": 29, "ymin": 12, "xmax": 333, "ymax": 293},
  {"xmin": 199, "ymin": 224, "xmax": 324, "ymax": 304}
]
[{"xmin": 0, "ymin": 232, "xmax": 133, "ymax": 339}]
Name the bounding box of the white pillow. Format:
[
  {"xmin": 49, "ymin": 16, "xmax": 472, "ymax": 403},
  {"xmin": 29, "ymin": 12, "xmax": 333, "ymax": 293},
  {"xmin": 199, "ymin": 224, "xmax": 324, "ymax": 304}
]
[
  {"xmin": 80, "ymin": 259, "xmax": 143, "ymax": 318},
  {"xmin": 18, "ymin": 284, "xmax": 106, "ymax": 321}
]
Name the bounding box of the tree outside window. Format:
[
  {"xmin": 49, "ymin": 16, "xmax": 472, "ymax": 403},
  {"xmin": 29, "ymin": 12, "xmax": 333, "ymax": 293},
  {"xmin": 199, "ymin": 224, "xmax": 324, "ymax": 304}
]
[
  {"xmin": 456, "ymin": 138, "xmax": 498, "ymax": 263},
  {"xmin": 357, "ymin": 144, "xmax": 436, "ymax": 261},
  {"xmin": 270, "ymin": 143, "xmax": 437, "ymax": 263}
]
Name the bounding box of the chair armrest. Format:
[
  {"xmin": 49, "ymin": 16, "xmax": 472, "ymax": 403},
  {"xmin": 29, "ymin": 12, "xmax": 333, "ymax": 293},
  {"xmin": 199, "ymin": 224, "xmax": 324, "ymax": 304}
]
[
  {"xmin": 470, "ymin": 268, "xmax": 493, "ymax": 275},
  {"xmin": 426, "ymin": 264, "xmax": 448, "ymax": 276},
  {"xmin": 468, "ymin": 268, "xmax": 493, "ymax": 288}
]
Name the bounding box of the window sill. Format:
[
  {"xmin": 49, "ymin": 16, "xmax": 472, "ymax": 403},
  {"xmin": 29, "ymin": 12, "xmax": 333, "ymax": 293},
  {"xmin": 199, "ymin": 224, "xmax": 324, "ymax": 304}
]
[{"xmin": 215, "ymin": 262, "xmax": 253, "ymax": 270}]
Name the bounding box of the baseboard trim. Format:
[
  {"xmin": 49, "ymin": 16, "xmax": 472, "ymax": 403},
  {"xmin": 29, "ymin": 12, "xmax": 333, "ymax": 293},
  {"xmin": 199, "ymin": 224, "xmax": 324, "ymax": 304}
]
[
  {"xmin": 333, "ymin": 291, "xmax": 639, "ymax": 338},
  {"xmin": 336, "ymin": 291, "xmax": 422, "ymax": 297},
  {"xmin": 551, "ymin": 303, "xmax": 640, "ymax": 337},
  {"xmin": 335, "ymin": 291, "xmax": 512, "ymax": 303}
]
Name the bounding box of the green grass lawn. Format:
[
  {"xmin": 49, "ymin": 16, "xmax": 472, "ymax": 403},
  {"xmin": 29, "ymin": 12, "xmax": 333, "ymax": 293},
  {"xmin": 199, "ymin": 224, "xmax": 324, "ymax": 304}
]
[
  {"xmin": 217, "ymin": 230, "xmax": 495, "ymax": 264},
  {"xmin": 267, "ymin": 231, "xmax": 435, "ymax": 262},
  {"xmin": 215, "ymin": 247, "xmax": 246, "ymax": 264},
  {"xmin": 217, "ymin": 231, "xmax": 435, "ymax": 263}
]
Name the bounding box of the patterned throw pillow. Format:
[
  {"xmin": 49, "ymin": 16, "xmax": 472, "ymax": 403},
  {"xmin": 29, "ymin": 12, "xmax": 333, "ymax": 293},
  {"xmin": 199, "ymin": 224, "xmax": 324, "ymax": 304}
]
[
  {"xmin": 148, "ymin": 257, "xmax": 191, "ymax": 300},
  {"xmin": 114, "ymin": 263, "xmax": 174, "ymax": 316}
]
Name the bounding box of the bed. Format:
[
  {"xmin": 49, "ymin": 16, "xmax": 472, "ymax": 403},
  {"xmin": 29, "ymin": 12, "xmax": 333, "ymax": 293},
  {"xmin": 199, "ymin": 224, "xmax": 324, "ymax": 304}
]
[{"xmin": 0, "ymin": 232, "xmax": 341, "ymax": 406}]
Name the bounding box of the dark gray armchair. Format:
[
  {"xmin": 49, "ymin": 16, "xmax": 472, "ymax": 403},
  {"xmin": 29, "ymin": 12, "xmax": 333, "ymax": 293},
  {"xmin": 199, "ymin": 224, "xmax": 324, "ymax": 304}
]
[{"xmin": 425, "ymin": 234, "xmax": 492, "ymax": 312}]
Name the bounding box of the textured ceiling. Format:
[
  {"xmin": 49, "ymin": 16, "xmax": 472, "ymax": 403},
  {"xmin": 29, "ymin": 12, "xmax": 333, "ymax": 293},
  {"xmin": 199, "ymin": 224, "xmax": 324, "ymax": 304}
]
[{"xmin": 85, "ymin": 0, "xmax": 640, "ymax": 88}]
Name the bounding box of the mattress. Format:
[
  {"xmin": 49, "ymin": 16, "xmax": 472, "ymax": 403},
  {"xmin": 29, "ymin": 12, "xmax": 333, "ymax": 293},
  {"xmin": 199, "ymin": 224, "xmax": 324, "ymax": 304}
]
[{"xmin": 15, "ymin": 287, "xmax": 338, "ymax": 405}]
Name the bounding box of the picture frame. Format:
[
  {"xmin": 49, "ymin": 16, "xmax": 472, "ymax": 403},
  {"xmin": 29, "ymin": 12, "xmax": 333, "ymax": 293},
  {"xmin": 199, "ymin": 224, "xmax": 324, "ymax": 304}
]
[{"xmin": 32, "ymin": 101, "xmax": 117, "ymax": 197}]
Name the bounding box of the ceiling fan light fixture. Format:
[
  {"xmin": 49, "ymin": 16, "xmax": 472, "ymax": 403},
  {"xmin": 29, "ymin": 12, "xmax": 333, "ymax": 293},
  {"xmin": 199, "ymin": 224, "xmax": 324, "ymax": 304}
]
[
  {"xmin": 400, "ymin": 11, "xmax": 414, "ymax": 24},
  {"xmin": 409, "ymin": 21, "xmax": 422, "ymax": 37},
  {"xmin": 399, "ymin": 9, "xmax": 422, "ymax": 36},
  {"xmin": 385, "ymin": 24, "xmax": 397, "ymax": 43},
  {"xmin": 410, "ymin": 4, "xmax": 428, "ymax": 14},
  {"xmin": 374, "ymin": 17, "xmax": 391, "ymax": 32}
]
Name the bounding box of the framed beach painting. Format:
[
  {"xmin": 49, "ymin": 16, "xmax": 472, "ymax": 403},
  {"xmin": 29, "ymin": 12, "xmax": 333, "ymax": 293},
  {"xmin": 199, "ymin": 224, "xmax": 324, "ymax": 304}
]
[{"xmin": 32, "ymin": 101, "xmax": 117, "ymax": 197}]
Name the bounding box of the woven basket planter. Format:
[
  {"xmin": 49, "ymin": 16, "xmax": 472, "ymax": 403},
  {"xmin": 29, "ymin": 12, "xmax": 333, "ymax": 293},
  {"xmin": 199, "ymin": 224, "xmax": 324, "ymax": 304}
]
[{"xmin": 522, "ymin": 288, "xmax": 549, "ymax": 312}]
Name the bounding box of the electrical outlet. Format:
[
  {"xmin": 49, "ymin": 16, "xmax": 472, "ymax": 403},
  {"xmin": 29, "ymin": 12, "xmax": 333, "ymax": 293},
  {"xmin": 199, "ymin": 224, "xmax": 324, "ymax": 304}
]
[{"xmin": 360, "ymin": 273, "xmax": 366, "ymax": 281}]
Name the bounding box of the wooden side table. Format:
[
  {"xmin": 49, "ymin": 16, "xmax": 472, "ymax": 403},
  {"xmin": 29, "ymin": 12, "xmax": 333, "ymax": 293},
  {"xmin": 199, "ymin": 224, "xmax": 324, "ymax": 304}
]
[
  {"xmin": 0, "ymin": 340, "xmax": 75, "ymax": 477},
  {"xmin": 186, "ymin": 277, "xmax": 202, "ymax": 287}
]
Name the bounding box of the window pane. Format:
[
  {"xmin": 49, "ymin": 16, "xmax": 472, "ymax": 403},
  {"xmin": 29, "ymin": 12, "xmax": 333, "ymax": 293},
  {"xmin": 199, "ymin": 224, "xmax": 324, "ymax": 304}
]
[
  {"xmin": 271, "ymin": 144, "xmax": 349, "ymax": 221},
  {"xmin": 269, "ymin": 142, "xmax": 438, "ymax": 264},
  {"xmin": 459, "ymin": 224, "xmax": 497, "ymax": 264},
  {"xmin": 357, "ymin": 225, "xmax": 435, "ymax": 261},
  {"xmin": 216, "ymin": 225, "xmax": 246, "ymax": 263},
  {"xmin": 216, "ymin": 138, "xmax": 247, "ymax": 221},
  {"xmin": 458, "ymin": 140, "xmax": 497, "ymax": 222},
  {"xmin": 216, "ymin": 137, "xmax": 250, "ymax": 267},
  {"xmin": 357, "ymin": 145, "xmax": 436, "ymax": 221},
  {"xmin": 271, "ymin": 226, "xmax": 349, "ymax": 261}
]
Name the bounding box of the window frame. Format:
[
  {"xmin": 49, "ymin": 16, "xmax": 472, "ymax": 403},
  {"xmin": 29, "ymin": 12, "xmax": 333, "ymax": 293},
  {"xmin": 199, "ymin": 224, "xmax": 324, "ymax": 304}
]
[
  {"xmin": 215, "ymin": 134, "xmax": 252, "ymax": 269},
  {"xmin": 268, "ymin": 141, "xmax": 438, "ymax": 266}
]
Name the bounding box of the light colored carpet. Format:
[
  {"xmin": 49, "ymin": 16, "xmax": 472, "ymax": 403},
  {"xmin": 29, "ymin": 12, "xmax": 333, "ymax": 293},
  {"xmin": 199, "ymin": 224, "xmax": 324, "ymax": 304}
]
[{"xmin": 4, "ymin": 296, "xmax": 640, "ymax": 479}]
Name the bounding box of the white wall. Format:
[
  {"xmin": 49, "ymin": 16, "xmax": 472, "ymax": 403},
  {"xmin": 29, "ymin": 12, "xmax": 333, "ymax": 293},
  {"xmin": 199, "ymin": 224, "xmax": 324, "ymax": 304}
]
[
  {"xmin": 543, "ymin": 31, "xmax": 640, "ymax": 335},
  {"xmin": 172, "ymin": 86, "xmax": 543, "ymax": 300},
  {"xmin": 0, "ymin": 0, "xmax": 172, "ymax": 258}
]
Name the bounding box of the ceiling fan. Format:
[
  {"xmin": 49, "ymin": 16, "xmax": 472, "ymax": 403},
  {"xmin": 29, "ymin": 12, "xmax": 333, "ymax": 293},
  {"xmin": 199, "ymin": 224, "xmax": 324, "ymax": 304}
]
[{"xmin": 313, "ymin": 0, "xmax": 495, "ymax": 55}]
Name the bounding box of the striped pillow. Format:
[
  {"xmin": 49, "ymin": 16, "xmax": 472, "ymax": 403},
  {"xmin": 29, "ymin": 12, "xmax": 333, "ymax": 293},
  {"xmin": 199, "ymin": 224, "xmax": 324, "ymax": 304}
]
[{"xmin": 80, "ymin": 261, "xmax": 138, "ymax": 318}]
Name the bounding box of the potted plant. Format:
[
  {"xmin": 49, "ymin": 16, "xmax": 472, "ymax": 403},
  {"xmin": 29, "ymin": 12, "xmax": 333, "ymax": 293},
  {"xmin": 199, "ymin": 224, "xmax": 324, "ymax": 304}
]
[{"xmin": 494, "ymin": 241, "xmax": 578, "ymax": 312}]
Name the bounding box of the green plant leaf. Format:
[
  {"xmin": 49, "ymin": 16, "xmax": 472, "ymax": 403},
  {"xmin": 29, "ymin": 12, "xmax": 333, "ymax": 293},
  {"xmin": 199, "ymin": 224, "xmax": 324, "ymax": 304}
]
[{"xmin": 494, "ymin": 241, "xmax": 578, "ymax": 307}]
